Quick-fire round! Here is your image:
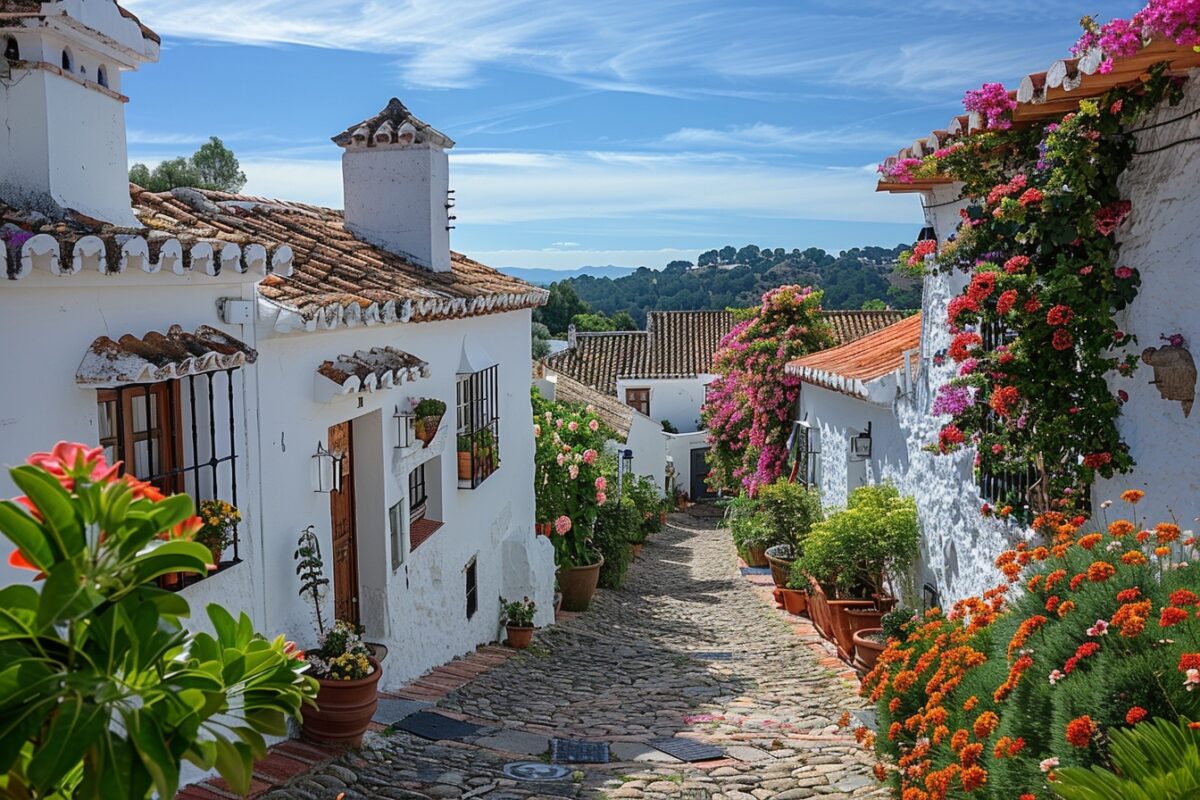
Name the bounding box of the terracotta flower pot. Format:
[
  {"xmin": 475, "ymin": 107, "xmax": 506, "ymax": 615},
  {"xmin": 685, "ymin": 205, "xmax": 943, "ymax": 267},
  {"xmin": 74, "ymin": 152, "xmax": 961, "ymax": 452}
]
[
  {"xmin": 809, "ymin": 581, "xmax": 835, "ymax": 640},
  {"xmin": 414, "ymin": 414, "xmax": 443, "ymax": 447},
  {"xmin": 658, "ymin": 511, "xmax": 667, "ymax": 524},
  {"xmin": 301, "ymin": 656, "xmax": 382, "ymax": 748},
  {"xmin": 845, "ymin": 606, "xmax": 885, "ymax": 634},
  {"xmin": 161, "ymin": 571, "xmax": 180, "ymax": 589},
  {"xmin": 828, "ymin": 600, "xmax": 877, "ymax": 662},
  {"xmin": 780, "ymin": 587, "xmax": 808, "ymax": 616},
  {"xmin": 873, "ymin": 594, "xmax": 899, "ymax": 614},
  {"xmin": 744, "ymin": 544, "xmax": 769, "ymax": 568},
  {"xmin": 208, "ymin": 546, "xmax": 224, "ymax": 567},
  {"xmin": 457, "ymin": 451, "xmax": 472, "ymax": 480},
  {"xmin": 853, "ymin": 628, "xmax": 888, "ymax": 678},
  {"xmin": 631, "ymin": 543, "xmax": 644, "ymax": 559},
  {"xmin": 764, "ymin": 544, "xmax": 795, "ymax": 588},
  {"xmin": 506, "ymin": 625, "xmax": 534, "ymax": 649},
  {"xmin": 557, "ymin": 554, "xmax": 605, "ymax": 612}
]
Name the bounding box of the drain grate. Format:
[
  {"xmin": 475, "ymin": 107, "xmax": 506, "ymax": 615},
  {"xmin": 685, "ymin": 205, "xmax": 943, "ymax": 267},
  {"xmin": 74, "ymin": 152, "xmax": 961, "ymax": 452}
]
[
  {"xmin": 550, "ymin": 738, "xmax": 610, "ymax": 763},
  {"xmin": 393, "ymin": 711, "xmax": 483, "ymax": 741},
  {"xmin": 502, "ymin": 762, "xmax": 573, "ymax": 782},
  {"xmin": 690, "ymin": 651, "xmax": 741, "ymax": 661},
  {"xmin": 648, "ymin": 737, "xmax": 725, "ymax": 762}
]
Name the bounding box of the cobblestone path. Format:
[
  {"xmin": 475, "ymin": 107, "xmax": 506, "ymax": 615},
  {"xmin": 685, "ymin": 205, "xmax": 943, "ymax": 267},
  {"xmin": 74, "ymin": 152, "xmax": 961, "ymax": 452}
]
[{"xmin": 262, "ymin": 513, "xmax": 886, "ymax": 800}]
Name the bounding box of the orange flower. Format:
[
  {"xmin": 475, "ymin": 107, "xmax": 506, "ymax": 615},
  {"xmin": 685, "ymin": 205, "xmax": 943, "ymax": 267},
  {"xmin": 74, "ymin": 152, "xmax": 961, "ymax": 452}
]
[
  {"xmin": 1121, "ymin": 489, "xmax": 1145, "ymax": 504},
  {"xmin": 1109, "ymin": 519, "xmax": 1135, "ymax": 537},
  {"xmin": 1087, "ymin": 561, "xmax": 1117, "ymax": 582},
  {"xmin": 873, "ymin": 763, "xmax": 888, "ymax": 782},
  {"xmin": 1045, "ymin": 569, "xmax": 1067, "ymax": 590},
  {"xmin": 1065, "ymin": 715, "xmax": 1097, "ymax": 747},
  {"xmin": 950, "ymin": 728, "xmax": 970, "ymax": 752},
  {"xmin": 1122, "ymin": 551, "xmax": 1149, "ymax": 566},
  {"xmin": 1117, "ymin": 587, "xmax": 1141, "ymax": 602},
  {"xmin": 1156, "ymin": 546, "xmax": 1172, "ymax": 557},
  {"xmin": 963, "ymin": 695, "xmax": 979, "ymax": 712},
  {"xmin": 959, "ymin": 742, "xmax": 984, "ymax": 767},
  {"xmin": 837, "ymin": 711, "xmax": 851, "ymax": 728},
  {"xmin": 1161, "ymin": 607, "xmax": 1190, "ymax": 627},
  {"xmin": 1157, "ymin": 523, "xmax": 1182, "ymax": 544},
  {"xmin": 1057, "ymin": 600, "xmax": 1076, "ymax": 617},
  {"xmin": 973, "ymin": 711, "xmax": 1000, "ymax": 739},
  {"xmin": 1170, "ymin": 590, "xmax": 1200, "ymax": 607},
  {"xmin": 961, "ymin": 764, "xmax": 988, "ymax": 792},
  {"xmin": 1126, "ymin": 707, "xmax": 1148, "ymax": 725},
  {"xmin": 1078, "ymin": 533, "xmax": 1103, "ymax": 550}
]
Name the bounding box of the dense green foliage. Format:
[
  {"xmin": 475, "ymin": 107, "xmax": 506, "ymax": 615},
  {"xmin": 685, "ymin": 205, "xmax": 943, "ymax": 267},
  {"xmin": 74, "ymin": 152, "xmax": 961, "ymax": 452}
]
[
  {"xmin": 549, "ymin": 244, "xmax": 918, "ymax": 328},
  {"xmin": 593, "ymin": 501, "xmax": 639, "ymax": 590},
  {"xmin": 1052, "ymin": 717, "xmax": 1200, "ymax": 800},
  {"xmin": 0, "ymin": 443, "xmax": 315, "ymax": 799},
  {"xmin": 129, "ymin": 137, "xmax": 247, "ymax": 193}
]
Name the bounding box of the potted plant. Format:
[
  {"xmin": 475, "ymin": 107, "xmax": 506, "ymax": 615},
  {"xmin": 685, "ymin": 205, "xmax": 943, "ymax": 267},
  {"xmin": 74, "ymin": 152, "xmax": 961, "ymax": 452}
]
[
  {"xmin": 780, "ymin": 564, "xmax": 809, "ymax": 616},
  {"xmin": 757, "ymin": 479, "xmax": 822, "ymax": 588},
  {"xmin": 500, "ymin": 596, "xmax": 536, "ymax": 649},
  {"xmin": 412, "ymin": 398, "xmax": 446, "ymax": 447},
  {"xmin": 457, "ymin": 434, "xmax": 473, "ymax": 480},
  {"xmin": 195, "ymin": 498, "xmax": 239, "ymax": 567},
  {"xmin": 294, "ymin": 527, "xmax": 381, "ymax": 746},
  {"xmin": 855, "ymin": 607, "xmax": 915, "ymax": 678},
  {"xmin": 797, "ymin": 485, "xmax": 919, "ymax": 661}
]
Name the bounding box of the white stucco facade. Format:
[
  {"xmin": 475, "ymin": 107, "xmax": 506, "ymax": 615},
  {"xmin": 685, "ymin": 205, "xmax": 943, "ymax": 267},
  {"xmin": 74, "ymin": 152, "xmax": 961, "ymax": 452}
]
[{"xmin": 616, "ymin": 375, "xmax": 713, "ymax": 434}]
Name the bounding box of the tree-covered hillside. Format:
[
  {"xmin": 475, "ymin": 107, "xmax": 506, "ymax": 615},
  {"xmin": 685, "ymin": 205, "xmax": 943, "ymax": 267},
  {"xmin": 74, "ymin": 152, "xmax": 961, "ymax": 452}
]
[{"xmin": 551, "ymin": 244, "xmax": 918, "ymax": 328}]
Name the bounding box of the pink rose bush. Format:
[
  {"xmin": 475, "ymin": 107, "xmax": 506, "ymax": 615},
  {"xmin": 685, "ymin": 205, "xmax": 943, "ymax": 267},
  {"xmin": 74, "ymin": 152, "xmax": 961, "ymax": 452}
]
[
  {"xmin": 533, "ymin": 391, "xmax": 612, "ymax": 568},
  {"xmin": 702, "ymin": 286, "xmax": 834, "ymax": 495}
]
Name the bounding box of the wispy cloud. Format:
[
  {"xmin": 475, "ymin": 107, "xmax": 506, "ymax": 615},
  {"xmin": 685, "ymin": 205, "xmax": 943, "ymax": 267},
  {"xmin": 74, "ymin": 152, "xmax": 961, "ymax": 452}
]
[
  {"xmin": 660, "ymin": 122, "xmax": 907, "ymax": 152},
  {"xmin": 551, "ymin": 241, "xmax": 581, "ymax": 247}
]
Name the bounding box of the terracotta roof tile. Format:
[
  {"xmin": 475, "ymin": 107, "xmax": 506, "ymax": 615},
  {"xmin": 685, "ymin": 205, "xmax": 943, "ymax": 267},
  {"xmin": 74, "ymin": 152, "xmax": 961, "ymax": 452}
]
[
  {"xmin": 787, "ymin": 313, "xmax": 922, "ymax": 398},
  {"xmin": 878, "ymin": 38, "xmax": 1200, "ymax": 193},
  {"xmin": 0, "ymin": 186, "xmax": 547, "ymax": 328},
  {"xmin": 332, "ymin": 98, "xmax": 454, "ymax": 149},
  {"xmin": 76, "ymin": 324, "xmax": 257, "ymax": 387},
  {"xmin": 550, "ymin": 371, "xmax": 636, "ymax": 440},
  {"xmin": 546, "ymin": 308, "xmax": 910, "ymax": 396}
]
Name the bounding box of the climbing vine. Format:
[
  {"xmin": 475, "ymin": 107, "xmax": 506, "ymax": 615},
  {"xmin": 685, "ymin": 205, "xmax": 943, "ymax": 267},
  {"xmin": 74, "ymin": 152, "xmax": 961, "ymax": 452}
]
[{"xmin": 902, "ymin": 67, "xmax": 1185, "ymax": 516}]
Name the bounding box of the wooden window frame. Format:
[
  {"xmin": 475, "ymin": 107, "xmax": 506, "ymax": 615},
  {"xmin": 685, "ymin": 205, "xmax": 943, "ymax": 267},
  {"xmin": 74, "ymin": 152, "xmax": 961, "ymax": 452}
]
[
  {"xmin": 97, "ymin": 383, "xmax": 183, "ymax": 493},
  {"xmin": 625, "ymin": 388, "xmax": 651, "ymax": 417},
  {"xmin": 408, "ymin": 463, "xmax": 428, "ymax": 520}
]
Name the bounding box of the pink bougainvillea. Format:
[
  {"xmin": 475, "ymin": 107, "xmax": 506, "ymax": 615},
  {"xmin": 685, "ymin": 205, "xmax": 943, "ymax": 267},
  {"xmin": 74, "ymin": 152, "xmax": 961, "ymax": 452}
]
[
  {"xmin": 701, "ymin": 286, "xmax": 834, "ymax": 495},
  {"xmin": 963, "ymin": 83, "xmax": 1017, "ymax": 130}
]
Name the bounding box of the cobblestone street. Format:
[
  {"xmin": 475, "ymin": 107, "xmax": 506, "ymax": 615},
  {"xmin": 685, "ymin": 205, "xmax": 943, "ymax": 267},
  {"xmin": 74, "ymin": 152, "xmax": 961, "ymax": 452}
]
[{"xmin": 261, "ymin": 513, "xmax": 886, "ymax": 800}]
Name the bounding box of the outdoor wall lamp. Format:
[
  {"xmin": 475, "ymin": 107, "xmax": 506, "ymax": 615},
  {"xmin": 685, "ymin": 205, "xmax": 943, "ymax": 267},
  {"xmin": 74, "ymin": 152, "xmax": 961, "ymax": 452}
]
[
  {"xmin": 851, "ymin": 422, "xmax": 873, "ymax": 460},
  {"xmin": 393, "ymin": 404, "xmax": 415, "ymax": 449},
  {"xmin": 617, "ymin": 448, "xmax": 634, "ymax": 502},
  {"xmin": 312, "ymin": 442, "xmax": 344, "ymax": 493}
]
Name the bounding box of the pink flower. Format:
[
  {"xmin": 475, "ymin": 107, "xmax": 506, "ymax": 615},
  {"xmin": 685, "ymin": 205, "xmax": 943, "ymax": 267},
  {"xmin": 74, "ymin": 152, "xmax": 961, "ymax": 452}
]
[
  {"xmin": 556, "ymin": 453, "xmax": 566, "ymax": 466},
  {"xmin": 596, "ymin": 491, "xmax": 607, "ymax": 505},
  {"xmin": 26, "ymin": 441, "xmax": 121, "ymax": 490},
  {"xmin": 554, "ymin": 515, "xmax": 572, "ymax": 536},
  {"xmin": 588, "ymin": 419, "xmax": 599, "ymax": 432},
  {"xmin": 595, "ymin": 476, "xmax": 607, "ymax": 491},
  {"xmin": 568, "ymin": 464, "xmax": 579, "ymax": 480},
  {"xmin": 1087, "ymin": 619, "xmax": 1109, "ymax": 637},
  {"xmin": 533, "ymin": 424, "xmax": 541, "ymax": 437},
  {"xmin": 582, "ymin": 449, "xmax": 598, "ymax": 465},
  {"xmin": 1049, "ymin": 669, "xmax": 1065, "ymax": 685},
  {"xmin": 567, "ymin": 421, "xmax": 579, "ymax": 432},
  {"xmin": 1115, "ymin": 266, "xmax": 1134, "ymax": 279},
  {"xmin": 1186, "ymin": 668, "xmax": 1200, "ymax": 691},
  {"xmin": 1040, "ymin": 757, "xmax": 1059, "ymax": 773}
]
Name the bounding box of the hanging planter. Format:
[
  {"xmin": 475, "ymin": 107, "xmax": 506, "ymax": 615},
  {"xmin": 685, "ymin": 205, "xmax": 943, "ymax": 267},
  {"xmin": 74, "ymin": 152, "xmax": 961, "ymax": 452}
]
[{"xmin": 412, "ymin": 398, "xmax": 447, "ymax": 448}]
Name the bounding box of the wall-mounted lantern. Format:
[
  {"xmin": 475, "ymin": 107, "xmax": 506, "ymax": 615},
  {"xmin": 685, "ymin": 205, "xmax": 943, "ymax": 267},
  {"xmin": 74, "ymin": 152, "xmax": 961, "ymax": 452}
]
[
  {"xmin": 851, "ymin": 422, "xmax": 872, "ymax": 460},
  {"xmin": 393, "ymin": 404, "xmax": 416, "ymax": 448},
  {"xmin": 916, "ymin": 225, "xmax": 937, "ymax": 242},
  {"xmin": 617, "ymin": 448, "xmax": 634, "ymax": 502},
  {"xmin": 312, "ymin": 442, "xmax": 344, "ymax": 493}
]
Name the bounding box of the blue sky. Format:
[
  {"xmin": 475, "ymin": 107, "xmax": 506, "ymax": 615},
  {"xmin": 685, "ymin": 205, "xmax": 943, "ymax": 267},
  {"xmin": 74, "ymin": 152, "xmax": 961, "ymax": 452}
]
[{"xmin": 121, "ymin": 0, "xmax": 1137, "ymax": 270}]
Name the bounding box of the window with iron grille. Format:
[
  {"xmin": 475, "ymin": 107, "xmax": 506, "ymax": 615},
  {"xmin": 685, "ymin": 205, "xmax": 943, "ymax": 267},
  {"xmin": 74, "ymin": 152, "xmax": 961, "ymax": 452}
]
[
  {"xmin": 96, "ymin": 369, "xmax": 244, "ymax": 586},
  {"xmin": 465, "ymin": 557, "xmax": 478, "ymax": 619},
  {"xmin": 408, "ymin": 463, "xmax": 427, "ymax": 519},
  {"xmin": 456, "ymin": 366, "xmax": 500, "ymax": 488},
  {"xmin": 975, "ymin": 321, "xmax": 1038, "ymax": 516},
  {"xmin": 625, "ymin": 388, "xmax": 650, "ymax": 417},
  {"xmin": 788, "ymin": 421, "xmax": 818, "ymax": 488}
]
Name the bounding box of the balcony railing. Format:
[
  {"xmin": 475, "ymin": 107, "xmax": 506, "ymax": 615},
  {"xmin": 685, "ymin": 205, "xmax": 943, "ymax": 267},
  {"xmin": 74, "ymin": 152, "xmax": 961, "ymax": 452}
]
[{"xmin": 457, "ymin": 418, "xmax": 500, "ymax": 489}]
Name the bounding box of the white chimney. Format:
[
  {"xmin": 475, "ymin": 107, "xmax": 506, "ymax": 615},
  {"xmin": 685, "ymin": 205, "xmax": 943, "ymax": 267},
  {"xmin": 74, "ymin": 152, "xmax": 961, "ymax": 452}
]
[
  {"xmin": 333, "ymin": 99, "xmax": 455, "ymax": 272},
  {"xmin": 0, "ymin": 0, "xmax": 159, "ymax": 226}
]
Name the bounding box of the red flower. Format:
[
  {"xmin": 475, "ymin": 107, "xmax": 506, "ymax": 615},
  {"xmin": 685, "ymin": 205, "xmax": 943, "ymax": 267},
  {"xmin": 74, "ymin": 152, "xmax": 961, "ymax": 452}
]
[
  {"xmin": 949, "ymin": 331, "xmax": 982, "ymax": 363},
  {"xmin": 1065, "ymin": 715, "xmax": 1097, "ymax": 747},
  {"xmin": 1004, "ymin": 255, "xmax": 1030, "ymax": 274},
  {"xmin": 996, "ymin": 289, "xmax": 1018, "ymax": 316},
  {"xmin": 26, "ymin": 441, "xmax": 121, "ymax": 490},
  {"xmin": 1125, "ymin": 707, "xmax": 1147, "ymax": 725},
  {"xmin": 1052, "ymin": 328, "xmax": 1074, "ymax": 351},
  {"xmin": 1169, "ymin": 589, "xmax": 1200, "ymax": 607},
  {"xmin": 1117, "ymin": 587, "xmax": 1141, "ymax": 602},
  {"xmin": 1046, "ymin": 304, "xmax": 1074, "ymax": 326},
  {"xmin": 967, "ymin": 271, "xmax": 997, "ymax": 303},
  {"xmin": 989, "ymin": 386, "xmax": 1020, "ymax": 417},
  {"xmin": 938, "ymin": 424, "xmax": 965, "ymax": 453},
  {"xmin": 1160, "ymin": 607, "xmax": 1190, "ymax": 627},
  {"xmin": 1083, "ymin": 452, "xmax": 1112, "ymax": 469},
  {"xmin": 946, "ymin": 295, "xmax": 980, "ymax": 326},
  {"xmin": 1023, "ymin": 295, "xmax": 1042, "ymax": 314},
  {"xmin": 1018, "ymin": 187, "xmax": 1044, "ymax": 206}
]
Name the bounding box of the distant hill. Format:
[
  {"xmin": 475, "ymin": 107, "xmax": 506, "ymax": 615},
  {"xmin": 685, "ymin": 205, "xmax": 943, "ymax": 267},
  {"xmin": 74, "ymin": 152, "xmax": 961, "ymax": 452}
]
[
  {"xmin": 539, "ymin": 244, "xmax": 920, "ymax": 328},
  {"xmin": 499, "ymin": 265, "xmax": 639, "ymax": 286}
]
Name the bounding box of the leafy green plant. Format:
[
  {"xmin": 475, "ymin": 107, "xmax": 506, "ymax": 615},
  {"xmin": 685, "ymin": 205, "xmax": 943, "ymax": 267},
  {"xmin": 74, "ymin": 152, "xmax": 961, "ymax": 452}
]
[
  {"xmin": 457, "ymin": 434, "xmax": 473, "ymax": 453},
  {"xmin": 880, "ymin": 606, "xmax": 918, "ymax": 641},
  {"xmin": 0, "ymin": 443, "xmax": 315, "ymax": 799},
  {"xmin": 1052, "ymin": 717, "xmax": 1200, "ymax": 800},
  {"xmin": 593, "ymin": 501, "xmax": 639, "ymax": 589},
  {"xmin": 755, "ymin": 478, "xmax": 823, "ymax": 554},
  {"xmin": 500, "ymin": 596, "xmax": 537, "ymax": 628},
  {"xmin": 413, "ymin": 397, "xmax": 447, "ymax": 417},
  {"xmin": 661, "ymin": 419, "xmax": 679, "ymax": 434},
  {"xmin": 295, "ymin": 525, "xmax": 330, "ymax": 636},
  {"xmin": 798, "ymin": 484, "xmax": 917, "ymax": 598}
]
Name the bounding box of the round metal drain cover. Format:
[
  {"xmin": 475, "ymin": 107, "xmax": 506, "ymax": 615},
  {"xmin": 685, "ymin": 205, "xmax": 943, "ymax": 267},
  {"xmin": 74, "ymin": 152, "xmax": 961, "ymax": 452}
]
[{"xmin": 502, "ymin": 762, "xmax": 572, "ymax": 781}]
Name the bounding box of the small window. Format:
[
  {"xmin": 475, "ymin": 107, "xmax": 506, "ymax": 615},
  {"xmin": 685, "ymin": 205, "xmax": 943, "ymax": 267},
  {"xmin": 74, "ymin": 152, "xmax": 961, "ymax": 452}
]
[
  {"xmin": 97, "ymin": 64, "xmax": 108, "ymax": 88},
  {"xmin": 465, "ymin": 557, "xmax": 478, "ymax": 619},
  {"xmin": 625, "ymin": 388, "xmax": 651, "ymax": 417},
  {"xmin": 408, "ymin": 463, "xmax": 427, "ymax": 519},
  {"xmin": 4, "ymin": 37, "xmax": 19, "ymax": 62},
  {"xmin": 456, "ymin": 366, "xmax": 500, "ymax": 488},
  {"xmin": 61, "ymin": 47, "xmax": 73, "ymax": 72},
  {"xmin": 389, "ymin": 501, "xmax": 405, "ymax": 571}
]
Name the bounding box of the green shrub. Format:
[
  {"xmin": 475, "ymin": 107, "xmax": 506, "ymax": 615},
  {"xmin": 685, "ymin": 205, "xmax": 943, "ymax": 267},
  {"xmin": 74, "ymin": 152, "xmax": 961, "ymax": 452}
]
[
  {"xmin": 798, "ymin": 484, "xmax": 917, "ymax": 598},
  {"xmin": 594, "ymin": 501, "xmax": 639, "ymax": 589},
  {"xmin": 623, "ymin": 475, "xmax": 662, "ymax": 543},
  {"xmin": 1052, "ymin": 717, "xmax": 1200, "ymax": 800},
  {"xmin": 756, "ymin": 479, "xmax": 823, "ymax": 553}
]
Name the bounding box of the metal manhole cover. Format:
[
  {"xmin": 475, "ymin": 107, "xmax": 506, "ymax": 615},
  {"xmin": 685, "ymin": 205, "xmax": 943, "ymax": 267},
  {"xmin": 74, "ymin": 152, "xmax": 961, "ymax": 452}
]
[
  {"xmin": 393, "ymin": 710, "xmax": 483, "ymax": 741},
  {"xmin": 648, "ymin": 737, "xmax": 725, "ymax": 762},
  {"xmin": 551, "ymin": 738, "xmax": 610, "ymax": 763},
  {"xmin": 502, "ymin": 762, "xmax": 573, "ymax": 782}
]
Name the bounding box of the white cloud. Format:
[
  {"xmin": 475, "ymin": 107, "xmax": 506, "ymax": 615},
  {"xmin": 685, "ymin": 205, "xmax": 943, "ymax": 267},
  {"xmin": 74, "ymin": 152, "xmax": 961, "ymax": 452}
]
[
  {"xmin": 474, "ymin": 247, "xmax": 700, "ymax": 269},
  {"xmin": 660, "ymin": 122, "xmax": 907, "ymax": 152},
  {"xmin": 127, "ymin": 130, "xmax": 208, "ymax": 146},
  {"xmin": 550, "ymin": 241, "xmax": 581, "ymax": 247}
]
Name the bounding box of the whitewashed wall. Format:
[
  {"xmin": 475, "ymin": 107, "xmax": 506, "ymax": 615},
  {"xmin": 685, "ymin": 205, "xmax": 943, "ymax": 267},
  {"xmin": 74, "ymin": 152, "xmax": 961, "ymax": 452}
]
[
  {"xmin": 616, "ymin": 375, "xmax": 713, "ymax": 433},
  {"xmin": 665, "ymin": 430, "xmax": 711, "ymax": 498},
  {"xmin": 0, "ymin": 271, "xmax": 264, "ymax": 619},
  {"xmin": 1093, "ymin": 73, "xmax": 1200, "ymax": 519},
  {"xmin": 254, "ymin": 308, "xmax": 553, "ymax": 690}
]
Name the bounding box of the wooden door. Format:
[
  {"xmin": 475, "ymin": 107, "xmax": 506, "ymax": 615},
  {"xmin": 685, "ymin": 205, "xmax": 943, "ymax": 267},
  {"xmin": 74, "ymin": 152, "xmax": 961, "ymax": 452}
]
[
  {"xmin": 328, "ymin": 422, "xmax": 359, "ymax": 625},
  {"xmin": 690, "ymin": 447, "xmax": 714, "ymax": 499}
]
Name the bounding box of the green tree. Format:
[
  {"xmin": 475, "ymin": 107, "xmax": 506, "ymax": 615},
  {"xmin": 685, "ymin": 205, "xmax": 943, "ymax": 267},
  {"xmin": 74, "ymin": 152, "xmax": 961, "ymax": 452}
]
[
  {"xmin": 531, "ymin": 322, "xmax": 552, "ymax": 359},
  {"xmin": 861, "ymin": 298, "xmax": 887, "ymax": 310},
  {"xmin": 610, "ymin": 310, "xmax": 638, "ymax": 331},
  {"xmin": 0, "ymin": 443, "xmax": 315, "ymax": 799},
  {"xmin": 571, "ymin": 312, "xmax": 616, "ymax": 332},
  {"xmin": 534, "ymin": 281, "xmax": 590, "ymax": 336},
  {"xmin": 718, "ymin": 245, "xmax": 737, "ymax": 264},
  {"xmin": 129, "ymin": 137, "xmax": 246, "ymax": 193}
]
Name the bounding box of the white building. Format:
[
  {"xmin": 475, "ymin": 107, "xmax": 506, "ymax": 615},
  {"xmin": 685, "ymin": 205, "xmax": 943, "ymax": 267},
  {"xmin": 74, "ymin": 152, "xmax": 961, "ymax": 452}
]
[
  {"xmin": 0, "ymin": 0, "xmax": 554, "ymax": 690},
  {"xmin": 795, "ymin": 43, "xmax": 1200, "ymax": 607},
  {"xmin": 545, "ymin": 309, "xmax": 908, "ymax": 500}
]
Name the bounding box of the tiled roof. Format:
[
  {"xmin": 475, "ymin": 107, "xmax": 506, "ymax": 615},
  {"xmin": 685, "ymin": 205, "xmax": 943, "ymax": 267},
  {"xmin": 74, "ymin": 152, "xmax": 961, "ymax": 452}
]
[
  {"xmin": 0, "ymin": 186, "xmax": 547, "ymax": 330},
  {"xmin": 878, "ymin": 38, "xmax": 1200, "ymax": 192},
  {"xmin": 76, "ymin": 324, "xmax": 257, "ymax": 387},
  {"xmin": 332, "ymin": 98, "xmax": 454, "ymax": 150},
  {"xmin": 0, "ymin": 1, "xmax": 161, "ymax": 44},
  {"xmin": 545, "ymin": 309, "xmax": 911, "ymax": 395},
  {"xmin": 551, "ymin": 370, "xmax": 637, "ymax": 440},
  {"xmin": 787, "ymin": 313, "xmax": 922, "ymax": 399},
  {"xmin": 316, "ymin": 347, "xmax": 430, "ymax": 401}
]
